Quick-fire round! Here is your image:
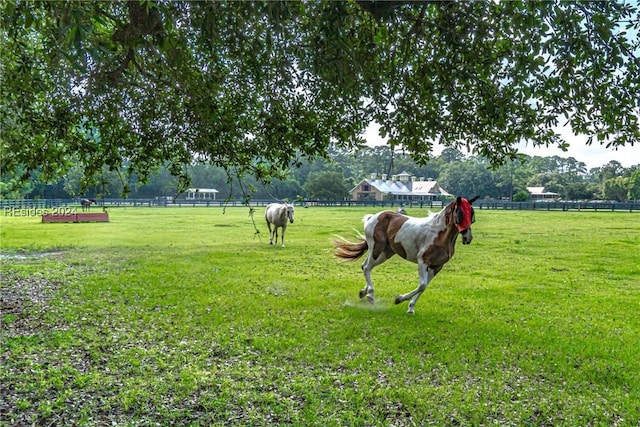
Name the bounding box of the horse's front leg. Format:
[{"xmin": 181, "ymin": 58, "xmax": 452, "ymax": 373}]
[
  {"xmin": 280, "ymin": 225, "xmax": 286, "ymax": 247},
  {"xmin": 395, "ymin": 263, "xmax": 435, "ymax": 315}
]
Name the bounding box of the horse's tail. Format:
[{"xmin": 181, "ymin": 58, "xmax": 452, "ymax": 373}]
[{"xmin": 333, "ymin": 235, "xmax": 368, "ymax": 261}]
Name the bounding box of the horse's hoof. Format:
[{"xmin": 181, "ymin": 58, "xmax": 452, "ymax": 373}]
[
  {"xmin": 366, "ymin": 295, "xmax": 375, "ymax": 304},
  {"xmin": 359, "ymin": 289, "xmax": 367, "ymax": 299},
  {"xmin": 394, "ymin": 295, "xmax": 402, "ymax": 305},
  {"xmin": 406, "ymin": 309, "xmax": 415, "ymax": 315}
]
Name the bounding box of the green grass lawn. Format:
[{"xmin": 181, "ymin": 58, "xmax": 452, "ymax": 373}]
[{"xmin": 1, "ymin": 206, "xmax": 639, "ymax": 426}]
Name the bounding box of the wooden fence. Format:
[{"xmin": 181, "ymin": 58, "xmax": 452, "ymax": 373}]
[
  {"xmin": 473, "ymin": 200, "xmax": 640, "ymax": 212},
  {"xmin": 2, "ymin": 199, "xmax": 639, "ymax": 212}
]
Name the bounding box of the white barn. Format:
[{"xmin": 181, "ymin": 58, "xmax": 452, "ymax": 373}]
[
  {"xmin": 186, "ymin": 188, "xmax": 219, "ymax": 200},
  {"xmin": 349, "ymin": 172, "xmax": 451, "ymax": 202},
  {"xmin": 526, "ymin": 186, "xmax": 558, "ymax": 201}
]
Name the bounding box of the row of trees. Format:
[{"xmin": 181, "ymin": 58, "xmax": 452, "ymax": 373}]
[{"xmin": 3, "ymin": 147, "xmax": 639, "ymax": 202}]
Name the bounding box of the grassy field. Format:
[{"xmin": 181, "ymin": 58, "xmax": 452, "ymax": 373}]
[{"xmin": 1, "ymin": 206, "xmax": 639, "ymax": 426}]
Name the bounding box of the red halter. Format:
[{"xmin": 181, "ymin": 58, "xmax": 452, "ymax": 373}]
[{"xmin": 455, "ymin": 198, "xmax": 475, "ymax": 232}]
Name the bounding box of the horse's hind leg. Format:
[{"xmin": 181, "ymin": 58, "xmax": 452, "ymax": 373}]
[
  {"xmin": 359, "ymin": 242, "xmax": 392, "ymax": 303},
  {"xmin": 360, "ymin": 258, "xmax": 375, "ymax": 303},
  {"xmin": 267, "ymin": 222, "xmax": 274, "ymax": 245}
]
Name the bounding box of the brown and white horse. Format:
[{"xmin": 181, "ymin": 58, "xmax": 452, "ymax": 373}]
[
  {"xmin": 265, "ymin": 203, "xmax": 295, "ymax": 247},
  {"xmin": 334, "ymin": 196, "xmax": 479, "ymax": 314}
]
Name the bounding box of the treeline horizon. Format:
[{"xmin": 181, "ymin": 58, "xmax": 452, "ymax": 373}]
[{"xmin": 2, "ymin": 146, "xmax": 639, "ymax": 202}]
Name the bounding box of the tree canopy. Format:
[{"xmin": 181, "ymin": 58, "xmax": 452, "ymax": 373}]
[{"xmin": 2, "ymin": 1, "xmax": 639, "ymax": 194}]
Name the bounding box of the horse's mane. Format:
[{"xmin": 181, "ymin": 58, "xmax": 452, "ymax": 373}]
[
  {"xmin": 421, "ymin": 201, "xmax": 455, "ymax": 220},
  {"xmin": 424, "ymin": 210, "xmax": 439, "ymax": 221},
  {"xmin": 440, "ymin": 200, "xmax": 457, "ymax": 225}
]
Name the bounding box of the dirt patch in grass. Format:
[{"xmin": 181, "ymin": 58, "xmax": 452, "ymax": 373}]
[
  {"xmin": 1, "ymin": 254, "xmax": 91, "ymax": 426},
  {"xmin": 0, "ymin": 250, "xmax": 65, "ymax": 260},
  {"xmin": 0, "ymin": 251, "xmax": 86, "ymax": 339},
  {"xmin": 1, "ymin": 269, "xmax": 63, "ymax": 336}
]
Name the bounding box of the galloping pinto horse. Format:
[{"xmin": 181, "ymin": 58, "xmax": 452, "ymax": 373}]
[
  {"xmin": 334, "ymin": 196, "xmax": 479, "ymax": 314},
  {"xmin": 80, "ymin": 198, "xmax": 97, "ymax": 212},
  {"xmin": 265, "ymin": 203, "xmax": 295, "ymax": 247}
]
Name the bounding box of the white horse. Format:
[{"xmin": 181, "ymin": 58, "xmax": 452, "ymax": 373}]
[
  {"xmin": 334, "ymin": 196, "xmax": 479, "ymax": 314},
  {"xmin": 265, "ymin": 203, "xmax": 295, "ymax": 247}
]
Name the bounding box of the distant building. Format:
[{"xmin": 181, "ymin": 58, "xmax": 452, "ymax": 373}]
[
  {"xmin": 349, "ymin": 172, "xmax": 452, "ymax": 202},
  {"xmin": 186, "ymin": 188, "xmax": 219, "ymax": 200},
  {"xmin": 526, "ymin": 186, "xmax": 558, "ymax": 201}
]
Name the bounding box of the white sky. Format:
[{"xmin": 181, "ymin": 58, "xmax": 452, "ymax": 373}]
[{"xmin": 364, "ymin": 122, "xmax": 639, "ymax": 170}]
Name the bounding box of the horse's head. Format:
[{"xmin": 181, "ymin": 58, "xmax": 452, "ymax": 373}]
[
  {"xmin": 286, "ymin": 204, "xmax": 295, "ymax": 223},
  {"xmin": 454, "ymin": 196, "xmax": 479, "ymax": 245}
]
